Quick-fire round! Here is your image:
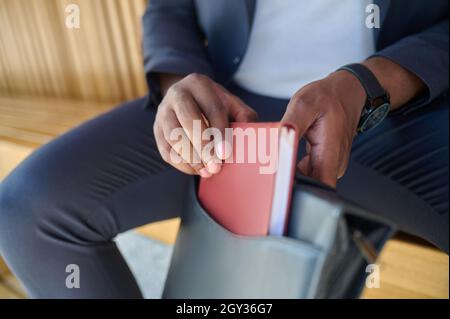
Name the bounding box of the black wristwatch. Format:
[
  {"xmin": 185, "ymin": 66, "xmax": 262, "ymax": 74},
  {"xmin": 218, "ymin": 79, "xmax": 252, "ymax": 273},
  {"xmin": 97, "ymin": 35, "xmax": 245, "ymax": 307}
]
[{"xmin": 338, "ymin": 63, "xmax": 391, "ymax": 133}]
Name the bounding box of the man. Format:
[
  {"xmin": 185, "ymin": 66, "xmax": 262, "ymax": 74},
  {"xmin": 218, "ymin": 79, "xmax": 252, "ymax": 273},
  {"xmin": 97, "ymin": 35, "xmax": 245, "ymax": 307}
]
[{"xmin": 0, "ymin": 0, "xmax": 448, "ymax": 298}]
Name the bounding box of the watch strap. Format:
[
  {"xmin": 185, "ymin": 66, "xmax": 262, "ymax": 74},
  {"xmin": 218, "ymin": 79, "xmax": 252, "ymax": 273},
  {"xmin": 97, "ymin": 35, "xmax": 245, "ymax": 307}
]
[{"xmin": 338, "ymin": 63, "xmax": 387, "ymax": 103}]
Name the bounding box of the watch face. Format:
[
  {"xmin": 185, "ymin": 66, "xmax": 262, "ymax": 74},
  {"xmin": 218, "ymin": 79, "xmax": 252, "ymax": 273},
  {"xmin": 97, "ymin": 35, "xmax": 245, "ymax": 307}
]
[{"xmin": 360, "ymin": 103, "xmax": 390, "ymax": 132}]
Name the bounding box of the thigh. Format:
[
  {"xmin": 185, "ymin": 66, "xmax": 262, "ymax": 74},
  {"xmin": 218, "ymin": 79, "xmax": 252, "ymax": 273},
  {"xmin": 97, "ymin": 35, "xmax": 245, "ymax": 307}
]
[
  {"xmin": 339, "ymin": 96, "xmax": 449, "ymax": 251},
  {"xmin": 1, "ymin": 96, "xmax": 190, "ymax": 238},
  {"xmin": 0, "ymin": 97, "xmax": 192, "ymax": 297}
]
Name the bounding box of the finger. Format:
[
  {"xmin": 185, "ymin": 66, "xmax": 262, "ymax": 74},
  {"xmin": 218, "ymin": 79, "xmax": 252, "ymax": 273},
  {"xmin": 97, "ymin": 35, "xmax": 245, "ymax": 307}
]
[
  {"xmin": 337, "ymin": 142, "xmax": 351, "ymax": 179},
  {"xmin": 338, "ymin": 156, "xmax": 349, "ymax": 179},
  {"xmin": 298, "ymin": 140, "xmax": 312, "ymax": 176},
  {"xmin": 171, "ymin": 92, "xmax": 213, "ymax": 167},
  {"xmin": 307, "ymin": 119, "xmax": 342, "ymax": 187},
  {"xmin": 297, "ymin": 154, "xmax": 311, "ymax": 176},
  {"xmin": 306, "ymin": 141, "xmax": 312, "ymax": 154},
  {"xmin": 336, "ymin": 128, "xmax": 353, "ymax": 179},
  {"xmin": 281, "ymin": 96, "xmax": 318, "ymax": 142},
  {"xmin": 154, "ymin": 124, "xmax": 197, "ymax": 175},
  {"xmin": 211, "ymin": 84, "xmax": 258, "ymax": 160},
  {"xmin": 161, "ymin": 110, "xmax": 211, "ymax": 177},
  {"xmin": 185, "ymin": 79, "xmax": 227, "ymax": 172}
]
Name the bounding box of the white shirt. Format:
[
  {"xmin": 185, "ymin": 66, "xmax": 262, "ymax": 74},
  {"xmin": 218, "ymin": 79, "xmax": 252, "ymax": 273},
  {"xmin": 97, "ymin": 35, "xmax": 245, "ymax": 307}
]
[{"xmin": 233, "ymin": 0, "xmax": 375, "ymax": 99}]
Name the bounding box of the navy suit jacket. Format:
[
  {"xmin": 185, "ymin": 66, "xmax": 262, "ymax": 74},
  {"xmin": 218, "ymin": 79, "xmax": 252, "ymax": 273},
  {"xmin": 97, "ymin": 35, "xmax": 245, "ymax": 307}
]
[{"xmin": 142, "ymin": 0, "xmax": 449, "ymax": 108}]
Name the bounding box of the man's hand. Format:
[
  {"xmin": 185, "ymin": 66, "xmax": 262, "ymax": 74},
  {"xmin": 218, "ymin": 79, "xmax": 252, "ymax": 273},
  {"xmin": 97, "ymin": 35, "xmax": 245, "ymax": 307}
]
[
  {"xmin": 154, "ymin": 73, "xmax": 257, "ymax": 177},
  {"xmin": 281, "ymin": 71, "xmax": 366, "ymax": 187},
  {"xmin": 282, "ymin": 57, "xmax": 425, "ymax": 188}
]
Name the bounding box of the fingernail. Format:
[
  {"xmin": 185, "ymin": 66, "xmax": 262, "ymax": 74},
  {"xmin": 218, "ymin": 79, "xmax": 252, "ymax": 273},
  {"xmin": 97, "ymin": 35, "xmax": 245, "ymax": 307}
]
[
  {"xmin": 207, "ymin": 160, "xmax": 222, "ymax": 174},
  {"xmin": 199, "ymin": 168, "xmax": 212, "ymax": 178},
  {"xmin": 216, "ymin": 141, "xmax": 225, "ymax": 160},
  {"xmin": 216, "ymin": 141, "xmax": 232, "ymax": 160}
]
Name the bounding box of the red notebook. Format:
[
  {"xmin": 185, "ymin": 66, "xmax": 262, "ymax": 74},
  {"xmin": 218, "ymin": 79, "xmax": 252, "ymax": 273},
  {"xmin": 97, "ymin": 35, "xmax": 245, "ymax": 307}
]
[{"xmin": 198, "ymin": 122, "xmax": 298, "ymax": 236}]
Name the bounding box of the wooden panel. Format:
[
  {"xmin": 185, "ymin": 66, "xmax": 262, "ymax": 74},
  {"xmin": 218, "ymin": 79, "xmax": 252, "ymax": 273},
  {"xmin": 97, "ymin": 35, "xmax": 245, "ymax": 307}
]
[
  {"xmin": 0, "ymin": 0, "xmax": 148, "ymax": 103},
  {"xmin": 0, "ymin": 272, "xmax": 26, "ymax": 299},
  {"xmin": 136, "ymin": 219, "xmax": 181, "ymax": 245},
  {"xmin": 0, "ymin": 258, "xmax": 9, "ymax": 276},
  {"xmin": 0, "ymin": 284, "xmax": 22, "ymax": 299},
  {"xmin": 361, "ymin": 239, "xmax": 449, "ymax": 299},
  {"xmin": 0, "ymin": 96, "xmax": 115, "ymax": 179},
  {"xmin": 0, "ymin": 141, "xmax": 32, "ymax": 180},
  {"xmin": 0, "ymin": 258, "xmax": 25, "ymax": 299}
]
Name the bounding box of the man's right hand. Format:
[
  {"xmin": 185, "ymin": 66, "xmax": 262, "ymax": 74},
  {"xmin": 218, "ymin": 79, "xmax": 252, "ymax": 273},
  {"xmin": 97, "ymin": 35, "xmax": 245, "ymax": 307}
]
[{"xmin": 154, "ymin": 73, "xmax": 258, "ymax": 177}]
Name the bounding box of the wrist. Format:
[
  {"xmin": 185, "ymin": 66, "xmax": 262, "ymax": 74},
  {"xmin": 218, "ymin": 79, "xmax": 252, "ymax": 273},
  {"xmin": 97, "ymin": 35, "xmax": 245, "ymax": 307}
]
[
  {"xmin": 362, "ymin": 57, "xmax": 426, "ymax": 110},
  {"xmin": 158, "ymin": 73, "xmax": 184, "ymax": 97},
  {"xmin": 327, "ymin": 70, "xmax": 367, "ymax": 124}
]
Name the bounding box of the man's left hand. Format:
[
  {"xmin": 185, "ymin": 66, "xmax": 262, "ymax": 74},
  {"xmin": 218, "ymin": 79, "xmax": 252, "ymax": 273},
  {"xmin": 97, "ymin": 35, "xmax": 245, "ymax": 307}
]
[{"xmin": 281, "ymin": 70, "xmax": 366, "ymax": 187}]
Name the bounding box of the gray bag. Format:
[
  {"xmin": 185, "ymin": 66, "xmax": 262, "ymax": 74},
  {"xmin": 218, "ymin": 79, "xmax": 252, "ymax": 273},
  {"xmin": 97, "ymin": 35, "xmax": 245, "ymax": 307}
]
[{"xmin": 163, "ymin": 176, "xmax": 395, "ymax": 298}]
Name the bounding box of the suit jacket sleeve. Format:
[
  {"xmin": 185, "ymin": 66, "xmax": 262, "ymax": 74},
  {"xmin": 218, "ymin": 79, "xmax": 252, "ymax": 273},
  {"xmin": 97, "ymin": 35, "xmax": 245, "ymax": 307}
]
[
  {"xmin": 142, "ymin": 0, "xmax": 214, "ymax": 106},
  {"xmin": 373, "ymin": 19, "xmax": 449, "ymax": 107}
]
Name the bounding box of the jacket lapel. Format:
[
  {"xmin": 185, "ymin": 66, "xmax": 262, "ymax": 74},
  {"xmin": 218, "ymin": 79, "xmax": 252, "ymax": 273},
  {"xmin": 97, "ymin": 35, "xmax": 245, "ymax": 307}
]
[{"xmin": 244, "ymin": 0, "xmax": 256, "ymax": 28}]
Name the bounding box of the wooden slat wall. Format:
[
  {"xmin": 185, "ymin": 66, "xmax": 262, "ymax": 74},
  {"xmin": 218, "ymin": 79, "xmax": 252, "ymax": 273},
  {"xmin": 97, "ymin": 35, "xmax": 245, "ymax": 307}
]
[{"xmin": 0, "ymin": 0, "xmax": 148, "ymax": 103}]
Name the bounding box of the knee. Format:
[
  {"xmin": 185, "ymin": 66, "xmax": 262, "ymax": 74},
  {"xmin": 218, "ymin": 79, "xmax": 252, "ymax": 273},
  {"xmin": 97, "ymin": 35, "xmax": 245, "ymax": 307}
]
[
  {"xmin": 0, "ymin": 155, "xmax": 116, "ymax": 251},
  {"xmin": 0, "ymin": 169, "xmax": 36, "ymax": 247}
]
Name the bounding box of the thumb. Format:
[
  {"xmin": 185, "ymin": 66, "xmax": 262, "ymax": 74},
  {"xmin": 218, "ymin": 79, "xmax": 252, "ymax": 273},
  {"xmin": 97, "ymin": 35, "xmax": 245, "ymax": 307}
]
[
  {"xmin": 281, "ymin": 99, "xmax": 317, "ymax": 142},
  {"xmin": 212, "ymin": 83, "xmax": 258, "ymax": 122}
]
